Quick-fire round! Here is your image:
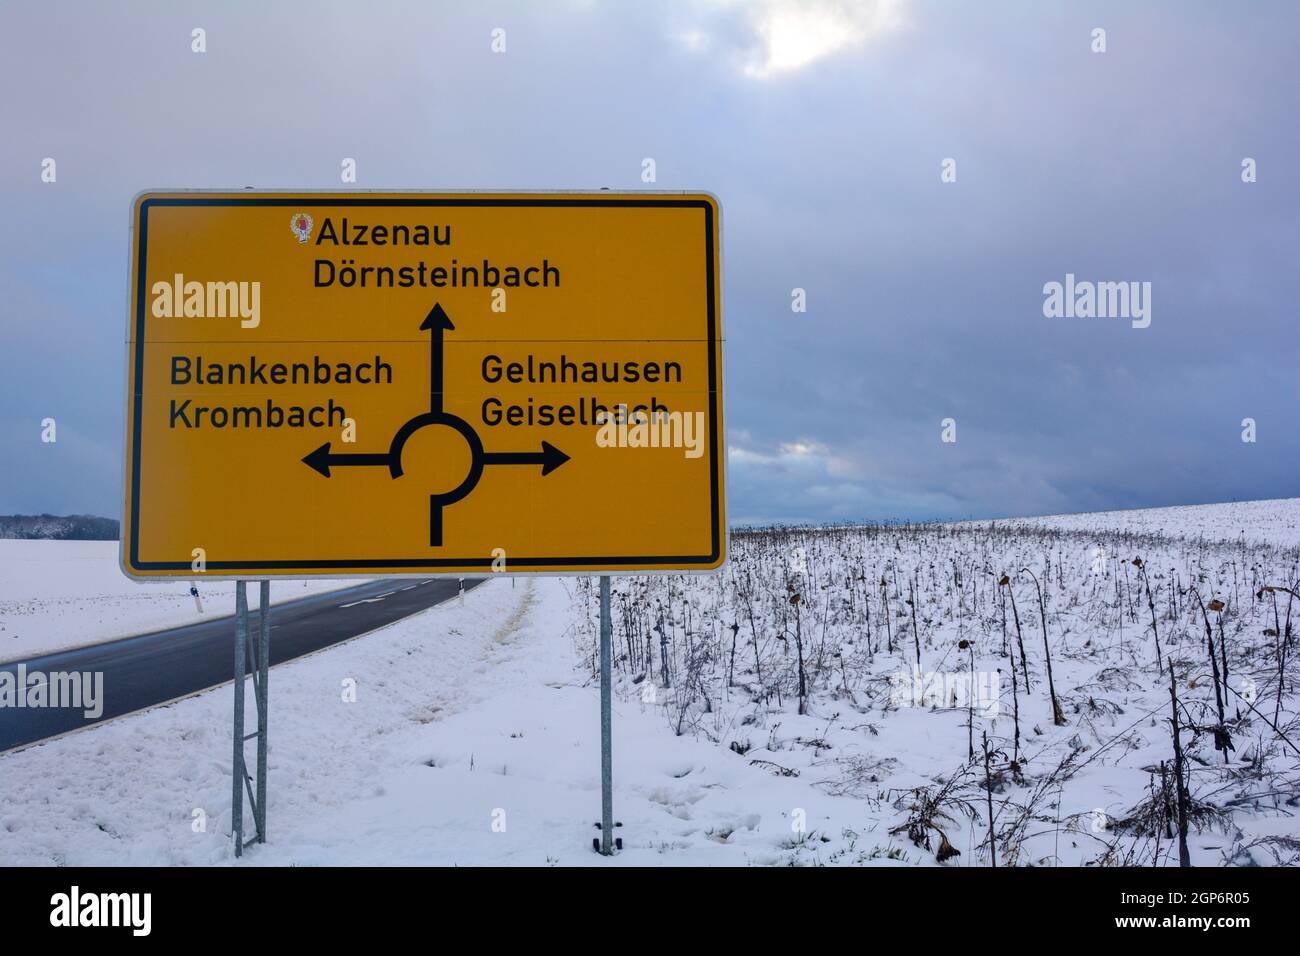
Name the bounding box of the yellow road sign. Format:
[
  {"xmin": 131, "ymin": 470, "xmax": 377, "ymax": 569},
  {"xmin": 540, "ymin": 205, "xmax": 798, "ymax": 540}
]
[{"xmin": 121, "ymin": 191, "xmax": 725, "ymax": 577}]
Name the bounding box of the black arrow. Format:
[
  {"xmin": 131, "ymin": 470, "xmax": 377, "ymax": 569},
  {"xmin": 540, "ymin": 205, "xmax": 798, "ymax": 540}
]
[
  {"xmin": 302, "ymin": 442, "xmax": 392, "ymax": 478},
  {"xmin": 420, "ymin": 302, "xmax": 454, "ymax": 414},
  {"xmin": 482, "ymin": 441, "xmax": 571, "ymax": 476}
]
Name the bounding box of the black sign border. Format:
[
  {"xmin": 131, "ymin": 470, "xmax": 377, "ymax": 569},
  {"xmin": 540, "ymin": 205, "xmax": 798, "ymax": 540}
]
[{"xmin": 126, "ymin": 195, "xmax": 722, "ymax": 573}]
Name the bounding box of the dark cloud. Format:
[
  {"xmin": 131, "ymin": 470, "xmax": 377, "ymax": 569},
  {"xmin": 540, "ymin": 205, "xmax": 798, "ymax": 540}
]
[{"xmin": 1, "ymin": 0, "xmax": 1295, "ymax": 522}]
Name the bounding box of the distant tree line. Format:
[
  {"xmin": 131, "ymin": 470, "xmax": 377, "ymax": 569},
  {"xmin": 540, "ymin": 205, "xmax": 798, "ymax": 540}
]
[{"xmin": 0, "ymin": 514, "xmax": 119, "ymax": 540}]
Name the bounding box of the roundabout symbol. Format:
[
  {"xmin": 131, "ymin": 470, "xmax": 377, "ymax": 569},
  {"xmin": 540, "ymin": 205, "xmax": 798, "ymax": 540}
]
[{"xmin": 300, "ymin": 302, "xmax": 570, "ymax": 547}]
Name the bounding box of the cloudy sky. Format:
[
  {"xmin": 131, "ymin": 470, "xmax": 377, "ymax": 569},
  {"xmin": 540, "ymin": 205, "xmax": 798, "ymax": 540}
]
[{"xmin": 1, "ymin": 0, "xmax": 1295, "ymax": 525}]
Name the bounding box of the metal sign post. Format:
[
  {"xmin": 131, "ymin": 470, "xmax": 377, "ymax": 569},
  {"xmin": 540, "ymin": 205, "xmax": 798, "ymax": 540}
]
[
  {"xmin": 255, "ymin": 580, "xmax": 270, "ymax": 843},
  {"xmin": 598, "ymin": 575, "xmax": 615, "ymax": 855},
  {"xmin": 231, "ymin": 584, "xmax": 246, "ymax": 855},
  {"xmin": 231, "ymin": 580, "xmax": 271, "ymax": 857}
]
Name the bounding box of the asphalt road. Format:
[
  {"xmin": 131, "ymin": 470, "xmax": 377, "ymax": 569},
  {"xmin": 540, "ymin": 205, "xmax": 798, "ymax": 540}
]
[{"xmin": 0, "ymin": 577, "xmax": 482, "ymax": 752}]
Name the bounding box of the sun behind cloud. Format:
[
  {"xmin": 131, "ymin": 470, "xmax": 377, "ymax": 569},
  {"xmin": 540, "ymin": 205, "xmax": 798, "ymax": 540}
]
[{"xmin": 677, "ymin": 0, "xmax": 909, "ymax": 78}]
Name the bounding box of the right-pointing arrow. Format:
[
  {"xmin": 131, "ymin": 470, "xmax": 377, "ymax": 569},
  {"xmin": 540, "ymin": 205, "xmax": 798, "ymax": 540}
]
[{"xmin": 482, "ymin": 441, "xmax": 570, "ymax": 476}]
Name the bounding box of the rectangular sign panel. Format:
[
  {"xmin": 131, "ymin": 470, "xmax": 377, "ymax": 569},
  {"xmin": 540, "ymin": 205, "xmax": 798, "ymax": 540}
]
[{"xmin": 122, "ymin": 191, "xmax": 725, "ymax": 577}]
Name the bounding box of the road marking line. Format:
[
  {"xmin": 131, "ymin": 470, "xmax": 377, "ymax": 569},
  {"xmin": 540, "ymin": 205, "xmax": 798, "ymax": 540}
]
[{"xmin": 1, "ymin": 585, "xmax": 472, "ymax": 757}]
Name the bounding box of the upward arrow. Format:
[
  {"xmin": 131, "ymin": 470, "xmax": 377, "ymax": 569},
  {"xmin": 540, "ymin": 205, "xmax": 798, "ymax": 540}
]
[{"xmin": 420, "ymin": 302, "xmax": 454, "ymax": 413}]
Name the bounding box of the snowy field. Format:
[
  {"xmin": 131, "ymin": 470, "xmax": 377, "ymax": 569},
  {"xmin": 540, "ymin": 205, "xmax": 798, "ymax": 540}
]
[
  {"xmin": 0, "ymin": 498, "xmax": 1297, "ymax": 866},
  {"xmin": 0, "ymin": 541, "xmax": 367, "ymax": 661},
  {"xmin": 971, "ymin": 497, "xmax": 1300, "ymax": 549}
]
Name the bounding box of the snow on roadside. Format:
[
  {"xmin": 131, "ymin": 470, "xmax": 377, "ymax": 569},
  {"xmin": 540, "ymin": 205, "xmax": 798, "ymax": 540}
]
[
  {"xmin": 0, "ymin": 540, "xmax": 370, "ymax": 661},
  {"xmin": 0, "ymin": 574, "xmax": 891, "ymax": 866},
  {"xmin": 2, "ymin": 577, "xmax": 532, "ymax": 864},
  {"xmin": 248, "ymin": 577, "xmax": 881, "ymax": 867}
]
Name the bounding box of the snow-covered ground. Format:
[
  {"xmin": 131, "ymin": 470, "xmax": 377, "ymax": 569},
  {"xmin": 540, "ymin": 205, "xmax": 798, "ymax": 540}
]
[
  {"xmin": 0, "ymin": 541, "xmax": 368, "ymax": 661},
  {"xmin": 1, "ymin": 576, "xmax": 851, "ymax": 866},
  {"xmin": 971, "ymin": 497, "xmax": 1300, "ymax": 549},
  {"xmin": 1, "ymin": 499, "xmax": 1297, "ymax": 866}
]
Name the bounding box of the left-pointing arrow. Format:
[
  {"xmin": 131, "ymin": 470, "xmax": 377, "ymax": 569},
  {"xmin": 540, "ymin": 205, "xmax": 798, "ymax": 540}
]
[{"xmin": 302, "ymin": 442, "xmax": 392, "ymax": 478}]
